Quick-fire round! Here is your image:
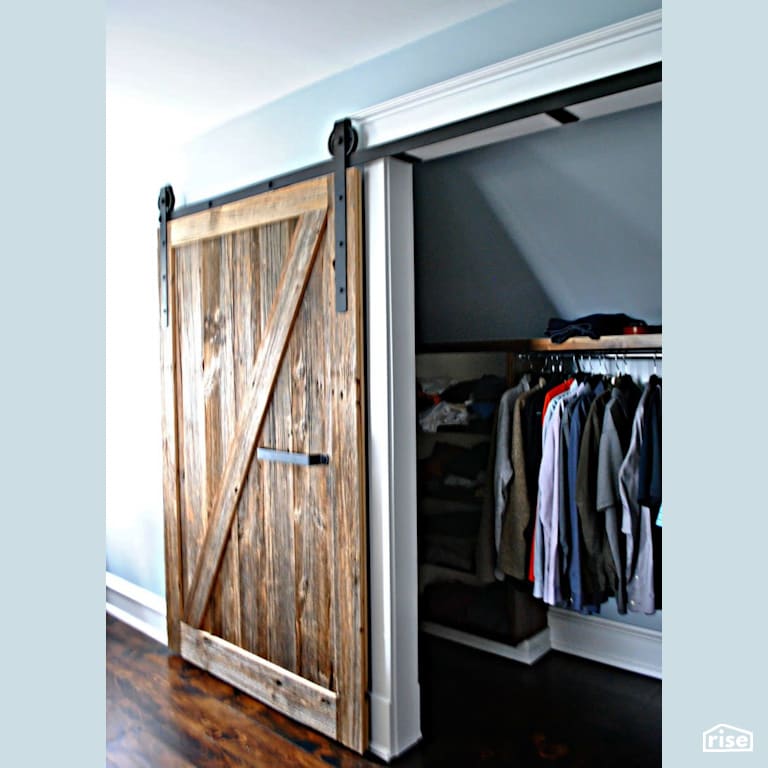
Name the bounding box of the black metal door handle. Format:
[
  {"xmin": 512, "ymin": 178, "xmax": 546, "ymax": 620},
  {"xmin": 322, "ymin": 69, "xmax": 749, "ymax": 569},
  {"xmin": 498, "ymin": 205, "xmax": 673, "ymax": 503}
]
[{"xmin": 256, "ymin": 448, "xmax": 329, "ymax": 466}]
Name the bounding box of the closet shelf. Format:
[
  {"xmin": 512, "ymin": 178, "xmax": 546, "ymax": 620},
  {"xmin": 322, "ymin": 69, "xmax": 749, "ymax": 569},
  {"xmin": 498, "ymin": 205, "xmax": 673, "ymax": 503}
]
[
  {"xmin": 417, "ymin": 333, "xmax": 662, "ymax": 354},
  {"xmin": 418, "ymin": 422, "xmax": 494, "ymax": 436}
]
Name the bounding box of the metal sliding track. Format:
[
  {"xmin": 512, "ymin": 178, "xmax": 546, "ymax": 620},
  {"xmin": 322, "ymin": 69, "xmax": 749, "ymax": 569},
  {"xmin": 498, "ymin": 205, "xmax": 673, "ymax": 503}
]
[{"xmin": 164, "ymin": 63, "xmax": 661, "ymax": 222}]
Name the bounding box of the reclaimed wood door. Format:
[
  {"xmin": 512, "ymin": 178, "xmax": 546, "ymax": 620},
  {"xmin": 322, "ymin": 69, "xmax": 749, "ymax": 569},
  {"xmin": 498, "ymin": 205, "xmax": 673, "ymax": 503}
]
[{"xmin": 158, "ymin": 172, "xmax": 367, "ymax": 753}]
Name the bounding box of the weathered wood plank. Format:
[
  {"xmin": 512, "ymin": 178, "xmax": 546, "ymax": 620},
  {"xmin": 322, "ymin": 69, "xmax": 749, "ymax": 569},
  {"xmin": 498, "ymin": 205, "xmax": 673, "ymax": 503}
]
[
  {"xmin": 159, "ymin": 236, "xmax": 183, "ymax": 652},
  {"xmin": 162, "ymin": 172, "xmax": 367, "ymax": 753},
  {"xmin": 328, "ymin": 169, "xmax": 368, "ymax": 752},
  {"xmin": 256, "ymin": 223, "xmax": 282, "ymax": 661},
  {"xmin": 232, "ymin": 227, "xmax": 265, "ymax": 656},
  {"xmin": 260, "ymin": 220, "xmax": 299, "ymax": 673},
  {"xmin": 169, "ymin": 177, "xmax": 328, "ymax": 247},
  {"xmin": 176, "ymin": 241, "xmax": 211, "ymax": 630},
  {"xmin": 201, "ymin": 237, "xmax": 222, "ymax": 639},
  {"xmin": 184, "ymin": 207, "xmax": 328, "ymax": 629},
  {"xmin": 180, "ymin": 623, "xmax": 338, "ymax": 741},
  {"xmin": 293, "ymin": 213, "xmax": 332, "ymax": 689},
  {"xmin": 202, "ymin": 235, "xmax": 241, "ymax": 645}
]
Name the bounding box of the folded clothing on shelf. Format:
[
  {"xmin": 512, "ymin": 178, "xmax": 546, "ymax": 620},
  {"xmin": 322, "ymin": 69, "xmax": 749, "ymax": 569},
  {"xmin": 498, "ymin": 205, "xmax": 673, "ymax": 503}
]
[{"xmin": 545, "ymin": 313, "xmax": 648, "ymax": 344}]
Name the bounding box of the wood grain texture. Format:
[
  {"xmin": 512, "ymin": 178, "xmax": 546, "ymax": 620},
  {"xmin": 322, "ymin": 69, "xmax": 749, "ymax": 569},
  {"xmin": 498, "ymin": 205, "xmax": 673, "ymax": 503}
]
[
  {"xmin": 159, "ymin": 239, "xmax": 183, "ymax": 652},
  {"xmin": 108, "ymin": 615, "xmax": 384, "ymax": 768},
  {"xmin": 419, "ymin": 333, "xmax": 663, "ymax": 354},
  {"xmin": 231, "ymin": 227, "xmax": 265, "ymax": 658},
  {"xmin": 291, "ymin": 212, "xmax": 332, "ymax": 690},
  {"xmin": 110, "ymin": 613, "xmax": 662, "ymax": 767},
  {"xmin": 254, "ymin": 219, "xmax": 293, "ymax": 663},
  {"xmin": 168, "ymin": 177, "xmax": 328, "ymax": 247},
  {"xmin": 513, "ymin": 333, "xmax": 663, "ymax": 352},
  {"xmin": 180, "ymin": 623, "xmax": 338, "ymax": 741},
  {"xmin": 259, "ymin": 220, "xmax": 299, "ymax": 674},
  {"xmin": 162, "ymin": 172, "xmax": 368, "ymax": 754},
  {"xmin": 201, "ymin": 235, "xmax": 241, "ymax": 646},
  {"xmin": 184, "ymin": 207, "xmax": 328, "ymax": 628},
  {"xmin": 175, "ymin": 240, "xmax": 211, "ymax": 631},
  {"xmin": 328, "ymin": 169, "xmax": 368, "ymax": 752}
]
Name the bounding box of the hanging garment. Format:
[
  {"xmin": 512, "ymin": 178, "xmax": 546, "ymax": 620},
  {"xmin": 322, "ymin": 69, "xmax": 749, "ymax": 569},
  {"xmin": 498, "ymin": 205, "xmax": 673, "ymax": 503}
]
[
  {"xmin": 575, "ymin": 389, "xmax": 613, "ymax": 607},
  {"xmin": 618, "ymin": 380, "xmax": 656, "ymax": 613},
  {"xmin": 638, "ymin": 377, "xmax": 662, "ymax": 609},
  {"xmin": 638, "ymin": 375, "xmax": 662, "ymax": 509},
  {"xmin": 556, "ymin": 380, "xmax": 592, "ymax": 603},
  {"xmin": 620, "ymin": 377, "xmax": 662, "ymax": 614},
  {"xmin": 596, "ymin": 376, "xmax": 642, "ymax": 613},
  {"xmin": 534, "ymin": 380, "xmax": 581, "ymax": 605},
  {"xmin": 529, "ymin": 378, "xmax": 575, "ymax": 586},
  {"xmin": 564, "ymin": 378, "xmax": 605, "ymax": 610},
  {"xmin": 522, "ymin": 387, "xmax": 547, "ymax": 510},
  {"xmin": 492, "ymin": 375, "xmax": 532, "ymax": 570},
  {"xmin": 553, "ymin": 381, "xmax": 587, "ymax": 605},
  {"xmin": 497, "ymin": 382, "xmax": 547, "ymax": 580}
]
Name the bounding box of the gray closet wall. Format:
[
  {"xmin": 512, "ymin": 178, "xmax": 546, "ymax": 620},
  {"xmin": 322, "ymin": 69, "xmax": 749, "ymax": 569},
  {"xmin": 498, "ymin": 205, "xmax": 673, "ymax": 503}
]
[
  {"xmin": 413, "ymin": 102, "xmax": 661, "ymax": 344},
  {"xmin": 413, "ymin": 102, "xmax": 663, "ymax": 632}
]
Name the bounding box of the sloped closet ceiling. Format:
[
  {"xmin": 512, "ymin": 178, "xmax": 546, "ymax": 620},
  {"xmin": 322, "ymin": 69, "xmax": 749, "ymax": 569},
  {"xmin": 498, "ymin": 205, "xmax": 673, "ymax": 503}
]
[{"xmin": 413, "ymin": 102, "xmax": 661, "ymax": 343}]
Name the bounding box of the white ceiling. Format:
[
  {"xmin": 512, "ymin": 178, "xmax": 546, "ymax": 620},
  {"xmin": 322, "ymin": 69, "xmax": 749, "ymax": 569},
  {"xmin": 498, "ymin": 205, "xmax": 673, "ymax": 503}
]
[{"xmin": 107, "ymin": 0, "xmax": 512, "ymax": 143}]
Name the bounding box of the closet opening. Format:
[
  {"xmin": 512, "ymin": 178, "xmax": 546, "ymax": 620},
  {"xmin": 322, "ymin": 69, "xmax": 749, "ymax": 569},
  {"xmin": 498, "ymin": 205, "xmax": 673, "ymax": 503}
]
[{"xmin": 405, "ymin": 78, "xmax": 662, "ymax": 765}]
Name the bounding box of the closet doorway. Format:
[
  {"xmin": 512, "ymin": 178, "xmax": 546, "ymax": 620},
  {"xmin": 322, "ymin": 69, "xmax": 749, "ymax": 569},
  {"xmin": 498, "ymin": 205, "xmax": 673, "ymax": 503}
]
[
  {"xmin": 409, "ymin": 86, "xmax": 662, "ymax": 763},
  {"xmin": 360, "ymin": 14, "xmax": 663, "ymax": 759}
]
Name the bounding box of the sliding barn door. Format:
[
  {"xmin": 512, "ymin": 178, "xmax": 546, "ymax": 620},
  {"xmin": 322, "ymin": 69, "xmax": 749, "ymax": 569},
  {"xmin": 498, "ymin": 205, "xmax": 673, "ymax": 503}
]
[{"xmin": 158, "ymin": 172, "xmax": 367, "ymax": 753}]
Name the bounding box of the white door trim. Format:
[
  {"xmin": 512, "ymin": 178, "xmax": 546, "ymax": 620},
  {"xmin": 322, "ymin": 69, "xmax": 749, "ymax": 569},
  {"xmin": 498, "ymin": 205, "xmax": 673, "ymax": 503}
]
[
  {"xmin": 365, "ymin": 158, "xmax": 421, "ymax": 762},
  {"xmin": 353, "ymin": 10, "xmax": 661, "ymax": 151},
  {"xmin": 363, "ymin": 11, "xmax": 662, "ymax": 762}
]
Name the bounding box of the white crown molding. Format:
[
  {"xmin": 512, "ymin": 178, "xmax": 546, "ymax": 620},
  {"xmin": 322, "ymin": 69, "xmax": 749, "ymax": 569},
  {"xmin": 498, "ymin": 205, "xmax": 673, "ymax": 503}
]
[{"xmin": 352, "ymin": 10, "xmax": 661, "ymax": 150}]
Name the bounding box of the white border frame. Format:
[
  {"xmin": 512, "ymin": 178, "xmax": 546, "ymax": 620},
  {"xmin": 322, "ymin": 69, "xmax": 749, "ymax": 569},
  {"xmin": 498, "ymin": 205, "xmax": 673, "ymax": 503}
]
[{"xmin": 362, "ymin": 10, "xmax": 662, "ymax": 761}]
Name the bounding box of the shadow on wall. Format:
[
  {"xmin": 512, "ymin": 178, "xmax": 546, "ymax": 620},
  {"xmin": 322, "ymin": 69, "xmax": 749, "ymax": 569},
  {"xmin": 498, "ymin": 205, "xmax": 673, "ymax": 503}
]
[
  {"xmin": 414, "ymin": 169, "xmax": 559, "ymax": 343},
  {"xmin": 413, "ymin": 104, "xmax": 662, "ymax": 345}
]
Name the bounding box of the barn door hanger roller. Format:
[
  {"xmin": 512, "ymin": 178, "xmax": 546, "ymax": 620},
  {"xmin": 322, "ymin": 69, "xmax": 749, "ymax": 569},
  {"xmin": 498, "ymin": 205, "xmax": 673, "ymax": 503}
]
[
  {"xmin": 158, "ymin": 184, "xmax": 176, "ymax": 327},
  {"xmin": 328, "ymin": 119, "xmax": 358, "ymax": 313}
]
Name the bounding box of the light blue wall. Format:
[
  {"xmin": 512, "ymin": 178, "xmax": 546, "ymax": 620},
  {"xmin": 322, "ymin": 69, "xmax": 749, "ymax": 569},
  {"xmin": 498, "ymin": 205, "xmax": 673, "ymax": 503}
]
[
  {"xmin": 171, "ymin": 0, "xmax": 660, "ymax": 205},
  {"xmin": 413, "ymin": 103, "xmax": 662, "ymax": 343},
  {"xmin": 108, "ymin": 0, "xmax": 661, "ymax": 598}
]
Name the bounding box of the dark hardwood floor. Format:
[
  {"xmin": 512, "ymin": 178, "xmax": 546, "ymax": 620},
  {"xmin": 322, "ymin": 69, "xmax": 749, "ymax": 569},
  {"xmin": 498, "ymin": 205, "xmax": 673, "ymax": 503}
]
[{"xmin": 107, "ymin": 614, "xmax": 660, "ymax": 767}]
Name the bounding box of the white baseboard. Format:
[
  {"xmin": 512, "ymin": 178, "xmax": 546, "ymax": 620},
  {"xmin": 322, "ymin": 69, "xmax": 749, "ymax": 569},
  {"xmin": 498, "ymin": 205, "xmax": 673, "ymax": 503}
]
[
  {"xmin": 106, "ymin": 572, "xmax": 168, "ymax": 646},
  {"xmin": 368, "ymin": 690, "xmax": 422, "ymax": 763},
  {"xmin": 421, "ymin": 612, "xmax": 661, "ymax": 680},
  {"xmin": 368, "ymin": 691, "xmax": 393, "ymax": 761},
  {"xmin": 421, "ymin": 621, "xmax": 551, "ymax": 665},
  {"xmin": 548, "ymin": 607, "xmax": 661, "ymax": 679}
]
